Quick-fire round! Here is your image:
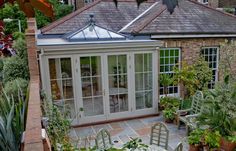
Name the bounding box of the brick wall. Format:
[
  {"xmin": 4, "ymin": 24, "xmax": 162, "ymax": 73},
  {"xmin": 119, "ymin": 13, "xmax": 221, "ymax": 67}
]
[
  {"xmin": 24, "ymin": 18, "xmax": 45, "ymax": 151},
  {"xmin": 162, "ymin": 38, "xmax": 225, "ymax": 97},
  {"xmin": 208, "ymin": 0, "xmax": 219, "ymax": 8}
]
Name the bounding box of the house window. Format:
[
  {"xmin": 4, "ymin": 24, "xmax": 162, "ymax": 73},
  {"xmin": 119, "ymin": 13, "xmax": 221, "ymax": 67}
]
[
  {"xmin": 201, "ymin": 47, "xmax": 219, "ymax": 89},
  {"xmin": 49, "ymin": 58, "xmax": 74, "ymax": 118},
  {"xmin": 159, "ymin": 48, "xmax": 180, "ymax": 95}
]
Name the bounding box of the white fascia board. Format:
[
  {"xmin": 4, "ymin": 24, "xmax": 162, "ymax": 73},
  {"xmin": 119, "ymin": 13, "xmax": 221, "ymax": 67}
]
[
  {"xmin": 151, "ymin": 34, "xmax": 236, "ymax": 39},
  {"xmin": 37, "ymin": 40, "xmax": 163, "ymax": 52}
]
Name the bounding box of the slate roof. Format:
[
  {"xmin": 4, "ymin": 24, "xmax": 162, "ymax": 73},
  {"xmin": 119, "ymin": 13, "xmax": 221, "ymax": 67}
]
[
  {"xmin": 41, "ymin": 0, "xmax": 154, "ymax": 35},
  {"xmin": 120, "ymin": 0, "xmax": 236, "ymax": 35}
]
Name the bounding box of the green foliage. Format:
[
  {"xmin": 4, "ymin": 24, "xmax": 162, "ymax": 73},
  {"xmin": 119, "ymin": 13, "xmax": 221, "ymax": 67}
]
[
  {"xmin": 13, "ymin": 37, "xmax": 27, "ymax": 61},
  {"xmin": 0, "ymin": 3, "xmax": 27, "ymax": 34},
  {"xmin": 198, "ymin": 78, "xmax": 236, "ymax": 137},
  {"xmin": 122, "ymin": 137, "xmax": 148, "ymax": 151},
  {"xmin": 160, "ymin": 97, "xmax": 180, "ymax": 109},
  {"xmin": 36, "ymin": 0, "xmax": 73, "ymax": 28},
  {"xmin": 12, "ymin": 32, "xmax": 25, "ymax": 40},
  {"xmin": 4, "ymin": 78, "xmax": 28, "ymax": 100},
  {"xmin": 180, "ymin": 98, "xmax": 192, "ymax": 110},
  {"xmin": 220, "ymin": 40, "xmax": 236, "ymax": 79},
  {"xmin": 188, "ymin": 129, "xmax": 204, "ymax": 145},
  {"xmin": 203, "ymin": 130, "xmax": 221, "ymax": 149},
  {"xmin": 159, "ymin": 74, "xmax": 175, "ymax": 96},
  {"xmin": 192, "ymin": 57, "xmax": 212, "ymax": 91},
  {"xmin": 163, "ymin": 108, "xmax": 175, "ymax": 120},
  {"xmin": 0, "ymin": 90, "xmax": 27, "ymax": 151},
  {"xmin": 227, "ymin": 135, "xmax": 236, "ymax": 143},
  {"xmin": 174, "ymin": 58, "xmax": 212, "ymax": 97},
  {"xmin": 223, "ymin": 8, "xmax": 235, "ymax": 14},
  {"xmin": 43, "ymin": 100, "xmax": 75, "ymax": 151},
  {"xmin": 2, "ymin": 56, "xmax": 29, "ymax": 84},
  {"xmin": 0, "ymin": 59, "xmax": 3, "ymax": 82}
]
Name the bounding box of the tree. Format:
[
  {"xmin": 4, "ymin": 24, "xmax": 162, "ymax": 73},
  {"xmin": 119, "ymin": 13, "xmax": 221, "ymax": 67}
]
[
  {"xmin": 36, "ymin": 0, "xmax": 73, "ymax": 28},
  {"xmin": 0, "ymin": 3, "xmax": 27, "ymax": 34},
  {"xmin": 0, "ymin": 0, "xmax": 54, "ymax": 18}
]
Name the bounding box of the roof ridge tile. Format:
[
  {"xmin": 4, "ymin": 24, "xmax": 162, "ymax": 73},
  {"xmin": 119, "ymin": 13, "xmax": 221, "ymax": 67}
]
[
  {"xmin": 131, "ymin": 4, "xmax": 166, "ymax": 34},
  {"xmin": 189, "ymin": 0, "xmax": 236, "ymax": 19}
]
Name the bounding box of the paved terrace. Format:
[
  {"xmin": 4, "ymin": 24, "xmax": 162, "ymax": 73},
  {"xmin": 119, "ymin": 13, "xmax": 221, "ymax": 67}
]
[{"xmin": 69, "ymin": 115, "xmax": 189, "ymax": 150}]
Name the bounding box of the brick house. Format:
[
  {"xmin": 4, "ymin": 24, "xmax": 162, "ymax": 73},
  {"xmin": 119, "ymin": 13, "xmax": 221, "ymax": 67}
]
[{"xmin": 37, "ymin": 0, "xmax": 236, "ymax": 125}]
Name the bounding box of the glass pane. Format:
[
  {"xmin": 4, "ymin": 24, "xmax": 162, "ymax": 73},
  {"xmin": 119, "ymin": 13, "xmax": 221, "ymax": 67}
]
[
  {"xmin": 84, "ymin": 97, "xmax": 104, "ymax": 116},
  {"xmin": 136, "ymin": 92, "xmax": 144, "ymax": 109},
  {"xmin": 109, "ymin": 94, "xmax": 128, "ymax": 113},
  {"xmin": 135, "ymin": 54, "xmax": 143, "ymax": 72},
  {"xmin": 82, "ymin": 78, "xmax": 92, "ymax": 97},
  {"xmin": 49, "ymin": 59, "xmax": 56, "ymax": 79},
  {"xmin": 94, "ymin": 26, "xmax": 110, "ymax": 38},
  {"xmin": 118, "ymin": 55, "xmax": 127, "ymax": 74},
  {"xmin": 135, "ymin": 73, "xmax": 143, "ymax": 91},
  {"xmin": 92, "ymin": 77, "xmax": 103, "ymax": 96},
  {"xmin": 80, "ymin": 57, "xmax": 91, "ymax": 77},
  {"xmin": 170, "ymin": 50, "xmax": 174, "ymax": 57},
  {"xmin": 91, "ymin": 56, "xmax": 101, "ymax": 76},
  {"xmin": 118, "ymin": 75, "xmax": 128, "ymax": 89},
  {"xmin": 83, "ymin": 26, "xmax": 98, "ymax": 39},
  {"xmin": 160, "ymin": 50, "xmax": 164, "ymax": 57},
  {"xmin": 144, "ymin": 53, "xmax": 152, "ymax": 72},
  {"xmin": 145, "ymin": 91, "xmax": 152, "ymax": 108},
  {"xmin": 61, "ymin": 58, "xmax": 72, "ymax": 78},
  {"xmin": 51, "ymin": 80, "xmax": 62, "ymax": 100},
  {"xmin": 71, "ymin": 31, "xmax": 85, "ymax": 39},
  {"xmin": 62, "ymin": 79, "xmax": 73, "ymax": 99},
  {"xmin": 108, "ymin": 56, "xmax": 117, "ymax": 74},
  {"xmin": 144, "ymin": 73, "xmax": 152, "ymax": 90},
  {"xmin": 64, "ymin": 100, "xmax": 75, "ymax": 118}
]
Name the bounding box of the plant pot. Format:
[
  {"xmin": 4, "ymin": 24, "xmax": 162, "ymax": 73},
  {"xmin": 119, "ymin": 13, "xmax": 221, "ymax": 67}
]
[
  {"xmin": 220, "ymin": 137, "xmax": 236, "ymax": 151},
  {"xmin": 189, "ymin": 144, "xmax": 200, "ymax": 151}
]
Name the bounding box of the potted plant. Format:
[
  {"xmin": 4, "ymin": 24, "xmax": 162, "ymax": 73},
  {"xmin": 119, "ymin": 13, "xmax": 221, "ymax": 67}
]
[
  {"xmin": 203, "ymin": 130, "xmax": 221, "ymax": 151},
  {"xmin": 122, "ymin": 137, "xmax": 148, "ymax": 151},
  {"xmin": 220, "ymin": 135, "xmax": 236, "ymax": 151},
  {"xmin": 163, "ymin": 108, "xmax": 175, "ymax": 123},
  {"xmin": 188, "ymin": 129, "xmax": 204, "ymax": 151}
]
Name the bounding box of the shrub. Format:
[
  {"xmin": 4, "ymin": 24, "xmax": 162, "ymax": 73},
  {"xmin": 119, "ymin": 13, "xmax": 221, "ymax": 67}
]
[
  {"xmin": 4, "ymin": 78, "xmax": 28, "ymax": 100},
  {"xmin": 2, "ymin": 56, "xmax": 29, "ymax": 84},
  {"xmin": 12, "ymin": 38, "xmax": 27, "ymax": 61},
  {"xmin": 160, "ymin": 97, "xmax": 181, "ymax": 109},
  {"xmin": 188, "ymin": 129, "xmax": 204, "ymax": 145}
]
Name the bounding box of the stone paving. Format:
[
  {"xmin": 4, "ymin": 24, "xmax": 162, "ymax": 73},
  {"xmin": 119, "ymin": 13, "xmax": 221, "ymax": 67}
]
[{"xmin": 69, "ymin": 115, "xmax": 189, "ymax": 151}]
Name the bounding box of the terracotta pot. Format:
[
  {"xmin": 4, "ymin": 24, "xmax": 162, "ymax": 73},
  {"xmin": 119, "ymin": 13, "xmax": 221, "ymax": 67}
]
[
  {"xmin": 220, "ymin": 137, "xmax": 236, "ymax": 151},
  {"xmin": 189, "ymin": 144, "xmax": 200, "ymax": 151}
]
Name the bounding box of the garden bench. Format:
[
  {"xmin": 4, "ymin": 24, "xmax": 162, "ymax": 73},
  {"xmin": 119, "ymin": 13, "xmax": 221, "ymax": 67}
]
[{"xmin": 176, "ymin": 91, "xmax": 204, "ymax": 133}]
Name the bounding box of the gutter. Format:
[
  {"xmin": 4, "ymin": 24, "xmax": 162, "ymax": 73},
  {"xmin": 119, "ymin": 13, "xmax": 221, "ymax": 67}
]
[{"xmin": 151, "ymin": 34, "xmax": 236, "ymax": 39}]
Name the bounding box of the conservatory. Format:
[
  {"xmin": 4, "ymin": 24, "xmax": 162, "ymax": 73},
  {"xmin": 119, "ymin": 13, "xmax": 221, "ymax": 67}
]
[{"xmin": 37, "ymin": 18, "xmax": 163, "ymax": 125}]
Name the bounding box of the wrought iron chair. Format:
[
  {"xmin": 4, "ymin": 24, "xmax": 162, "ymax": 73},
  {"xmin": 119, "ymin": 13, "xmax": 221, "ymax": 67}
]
[
  {"xmin": 176, "ymin": 91, "xmax": 204, "ymax": 130},
  {"xmin": 174, "ymin": 142, "xmax": 183, "ymax": 151},
  {"xmin": 150, "ymin": 122, "xmax": 169, "ymax": 149},
  {"xmin": 95, "ymin": 129, "xmax": 112, "ymax": 150}
]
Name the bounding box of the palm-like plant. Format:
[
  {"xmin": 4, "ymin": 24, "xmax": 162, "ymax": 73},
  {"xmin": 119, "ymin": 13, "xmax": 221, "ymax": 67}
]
[
  {"xmin": 160, "ymin": 73, "xmax": 174, "ymax": 96},
  {"xmin": 0, "ymin": 90, "xmax": 27, "ymax": 151}
]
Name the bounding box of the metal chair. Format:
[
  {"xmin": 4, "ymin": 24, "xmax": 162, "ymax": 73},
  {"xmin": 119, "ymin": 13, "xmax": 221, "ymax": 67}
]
[
  {"xmin": 95, "ymin": 129, "xmax": 112, "ymax": 150},
  {"xmin": 150, "ymin": 122, "xmax": 169, "ymax": 149},
  {"xmin": 176, "ymin": 91, "xmax": 204, "ymax": 130},
  {"xmin": 174, "ymin": 142, "xmax": 183, "ymax": 151}
]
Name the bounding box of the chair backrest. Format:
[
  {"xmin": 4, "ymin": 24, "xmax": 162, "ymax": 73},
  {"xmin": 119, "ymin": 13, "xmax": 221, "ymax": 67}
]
[
  {"xmin": 174, "ymin": 142, "xmax": 183, "ymax": 151},
  {"xmin": 191, "ymin": 91, "xmax": 204, "ymax": 114},
  {"xmin": 95, "ymin": 129, "xmax": 112, "ymax": 150},
  {"xmin": 150, "ymin": 122, "xmax": 169, "ymax": 149}
]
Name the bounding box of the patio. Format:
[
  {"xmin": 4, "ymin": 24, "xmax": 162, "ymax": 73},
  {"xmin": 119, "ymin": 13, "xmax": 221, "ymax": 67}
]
[{"xmin": 69, "ymin": 115, "xmax": 189, "ymax": 150}]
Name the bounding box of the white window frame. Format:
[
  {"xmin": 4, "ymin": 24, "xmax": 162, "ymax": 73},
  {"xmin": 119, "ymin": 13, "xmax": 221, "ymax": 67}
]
[
  {"xmin": 159, "ymin": 48, "xmax": 181, "ymax": 97},
  {"xmin": 201, "ymin": 47, "xmax": 219, "ymax": 89}
]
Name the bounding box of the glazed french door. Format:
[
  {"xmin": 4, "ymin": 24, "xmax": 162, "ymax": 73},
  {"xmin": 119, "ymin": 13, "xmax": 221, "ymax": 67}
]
[
  {"xmin": 105, "ymin": 53, "xmax": 131, "ymax": 119},
  {"xmin": 77, "ymin": 55, "xmax": 106, "ymax": 123},
  {"xmin": 77, "ymin": 52, "xmax": 157, "ymax": 124}
]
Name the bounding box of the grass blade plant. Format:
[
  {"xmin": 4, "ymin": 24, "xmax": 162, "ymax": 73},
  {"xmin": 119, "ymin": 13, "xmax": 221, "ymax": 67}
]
[{"xmin": 0, "ymin": 90, "xmax": 27, "ymax": 151}]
